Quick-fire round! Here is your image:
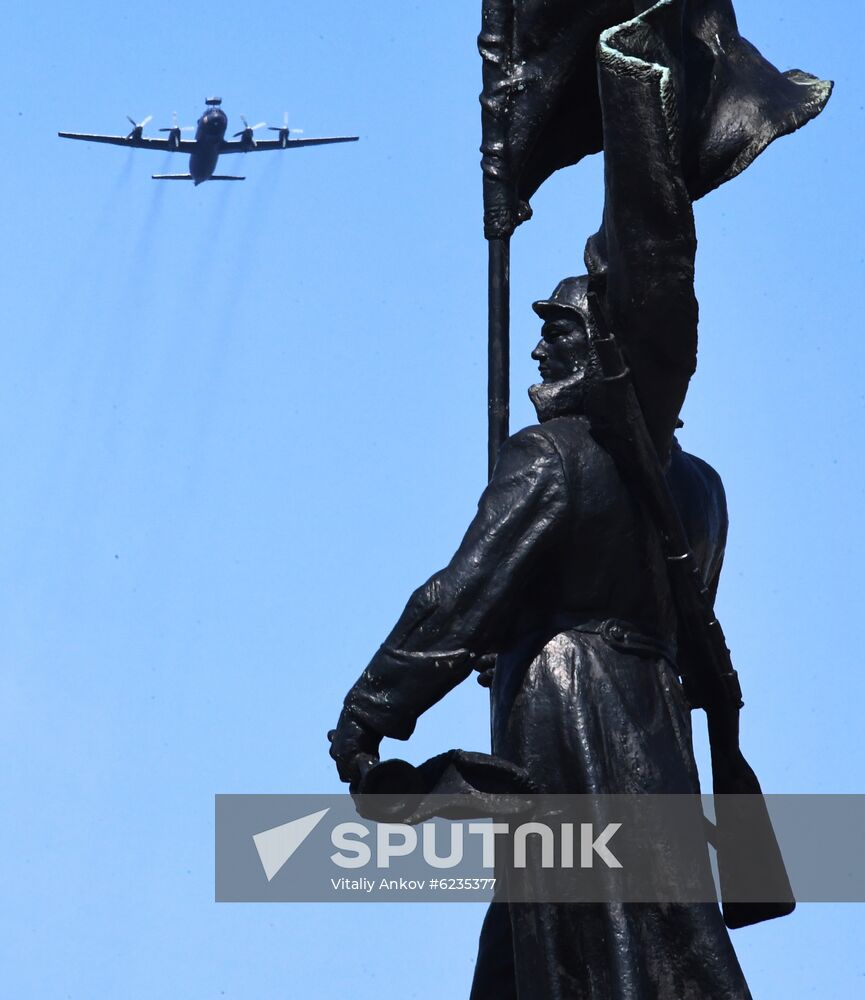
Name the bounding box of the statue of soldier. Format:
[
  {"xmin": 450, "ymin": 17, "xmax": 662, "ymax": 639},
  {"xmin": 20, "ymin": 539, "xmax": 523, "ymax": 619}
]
[
  {"xmin": 330, "ymin": 3, "xmax": 829, "ymax": 996},
  {"xmin": 329, "ymin": 273, "xmax": 749, "ymax": 997}
]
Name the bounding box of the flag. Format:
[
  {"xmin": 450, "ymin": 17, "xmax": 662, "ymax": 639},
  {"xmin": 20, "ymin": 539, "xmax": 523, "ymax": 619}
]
[{"xmin": 479, "ymin": 0, "xmax": 832, "ymax": 240}]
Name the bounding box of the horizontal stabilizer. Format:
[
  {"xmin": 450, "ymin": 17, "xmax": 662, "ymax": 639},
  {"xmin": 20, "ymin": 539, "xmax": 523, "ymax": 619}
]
[
  {"xmin": 209, "ymin": 175, "xmax": 245, "ymax": 181},
  {"xmin": 152, "ymin": 173, "xmax": 193, "ymax": 180}
]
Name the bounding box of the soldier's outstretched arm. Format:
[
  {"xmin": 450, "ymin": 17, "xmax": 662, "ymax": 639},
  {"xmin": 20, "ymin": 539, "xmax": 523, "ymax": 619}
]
[{"xmin": 329, "ymin": 426, "xmax": 570, "ymax": 781}]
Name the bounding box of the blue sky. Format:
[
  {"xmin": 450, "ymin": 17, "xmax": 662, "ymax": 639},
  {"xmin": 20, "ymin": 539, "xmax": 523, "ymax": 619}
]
[{"xmin": 0, "ymin": 1, "xmax": 862, "ymax": 996}]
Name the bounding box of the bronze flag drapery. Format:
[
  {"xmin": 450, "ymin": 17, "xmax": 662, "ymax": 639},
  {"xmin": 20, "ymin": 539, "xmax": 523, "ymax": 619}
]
[
  {"xmin": 480, "ymin": 0, "xmax": 831, "ymax": 460},
  {"xmin": 480, "ymin": 0, "xmax": 831, "ymax": 241}
]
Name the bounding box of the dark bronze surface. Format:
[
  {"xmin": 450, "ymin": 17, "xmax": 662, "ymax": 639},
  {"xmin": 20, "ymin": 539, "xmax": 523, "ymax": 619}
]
[{"xmin": 330, "ymin": 2, "xmax": 830, "ymax": 996}]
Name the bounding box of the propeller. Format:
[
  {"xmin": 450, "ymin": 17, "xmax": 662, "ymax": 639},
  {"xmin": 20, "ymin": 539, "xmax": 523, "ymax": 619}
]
[
  {"xmin": 126, "ymin": 114, "xmax": 153, "ymax": 140},
  {"xmin": 268, "ymin": 112, "xmax": 303, "ymax": 148},
  {"xmin": 158, "ymin": 111, "xmax": 194, "ymax": 150},
  {"xmin": 234, "ymin": 115, "xmax": 267, "ymax": 147}
]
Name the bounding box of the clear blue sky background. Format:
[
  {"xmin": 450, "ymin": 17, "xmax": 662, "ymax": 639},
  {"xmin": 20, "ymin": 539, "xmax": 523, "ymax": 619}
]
[{"xmin": 1, "ymin": 2, "xmax": 862, "ymax": 997}]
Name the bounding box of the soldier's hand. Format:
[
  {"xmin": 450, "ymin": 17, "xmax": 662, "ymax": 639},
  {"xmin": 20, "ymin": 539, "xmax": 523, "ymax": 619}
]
[
  {"xmin": 328, "ymin": 709, "xmax": 382, "ymax": 788},
  {"xmin": 473, "ymin": 652, "xmax": 497, "ymax": 688},
  {"xmin": 713, "ymin": 747, "xmax": 761, "ymax": 797}
]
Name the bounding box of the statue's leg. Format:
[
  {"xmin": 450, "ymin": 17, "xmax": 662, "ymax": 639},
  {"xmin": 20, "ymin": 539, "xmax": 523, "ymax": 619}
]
[{"xmin": 469, "ymin": 902, "xmax": 517, "ymax": 1000}]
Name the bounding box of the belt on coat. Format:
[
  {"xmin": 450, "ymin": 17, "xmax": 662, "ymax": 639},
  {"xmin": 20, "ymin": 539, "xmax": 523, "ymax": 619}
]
[{"xmin": 547, "ymin": 613, "xmax": 677, "ymax": 664}]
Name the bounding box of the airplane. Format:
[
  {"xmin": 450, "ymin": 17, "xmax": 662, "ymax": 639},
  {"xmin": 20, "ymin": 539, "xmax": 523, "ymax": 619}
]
[{"xmin": 58, "ymin": 97, "xmax": 358, "ymax": 185}]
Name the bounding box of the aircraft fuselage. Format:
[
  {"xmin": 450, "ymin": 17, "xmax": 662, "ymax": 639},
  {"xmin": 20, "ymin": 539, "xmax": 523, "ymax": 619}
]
[{"xmin": 190, "ymin": 105, "xmax": 228, "ymax": 185}]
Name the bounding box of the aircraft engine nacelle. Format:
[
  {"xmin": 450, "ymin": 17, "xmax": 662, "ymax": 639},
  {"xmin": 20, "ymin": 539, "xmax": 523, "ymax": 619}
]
[
  {"xmin": 233, "ymin": 117, "xmax": 266, "ymax": 150},
  {"xmin": 126, "ymin": 115, "xmax": 153, "ymax": 141},
  {"xmin": 159, "ymin": 115, "xmax": 193, "ymax": 149},
  {"xmin": 268, "ymin": 114, "xmax": 294, "ymax": 148}
]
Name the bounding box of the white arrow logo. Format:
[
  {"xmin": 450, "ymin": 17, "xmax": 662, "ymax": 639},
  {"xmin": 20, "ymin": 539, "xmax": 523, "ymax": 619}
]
[{"xmin": 252, "ymin": 808, "xmax": 330, "ymax": 882}]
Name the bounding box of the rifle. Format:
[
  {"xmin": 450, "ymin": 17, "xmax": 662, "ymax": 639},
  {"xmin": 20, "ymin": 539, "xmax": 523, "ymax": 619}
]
[{"xmin": 585, "ymin": 285, "xmax": 795, "ymax": 929}]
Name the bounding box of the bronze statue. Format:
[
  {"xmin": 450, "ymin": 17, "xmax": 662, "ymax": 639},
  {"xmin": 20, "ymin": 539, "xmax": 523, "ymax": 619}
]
[{"xmin": 330, "ymin": 2, "xmax": 831, "ymax": 996}]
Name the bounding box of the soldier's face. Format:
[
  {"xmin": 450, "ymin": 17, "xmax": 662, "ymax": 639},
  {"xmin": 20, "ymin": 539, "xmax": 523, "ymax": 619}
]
[{"xmin": 532, "ymin": 314, "xmax": 592, "ymax": 383}]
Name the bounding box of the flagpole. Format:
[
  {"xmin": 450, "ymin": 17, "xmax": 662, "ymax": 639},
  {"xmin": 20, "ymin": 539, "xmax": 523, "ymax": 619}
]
[{"xmin": 487, "ymin": 235, "xmax": 510, "ymax": 479}]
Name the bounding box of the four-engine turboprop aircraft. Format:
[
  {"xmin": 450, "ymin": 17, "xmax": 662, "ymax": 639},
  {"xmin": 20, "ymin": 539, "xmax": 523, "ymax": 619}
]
[{"xmin": 58, "ymin": 98, "xmax": 358, "ymax": 184}]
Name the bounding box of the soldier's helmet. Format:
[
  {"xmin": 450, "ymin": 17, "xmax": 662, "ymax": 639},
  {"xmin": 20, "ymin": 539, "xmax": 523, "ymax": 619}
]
[{"xmin": 532, "ymin": 275, "xmax": 593, "ymax": 325}]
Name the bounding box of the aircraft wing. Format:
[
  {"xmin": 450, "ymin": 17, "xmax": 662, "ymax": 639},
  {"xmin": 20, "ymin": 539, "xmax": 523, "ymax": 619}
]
[
  {"xmin": 58, "ymin": 132, "xmax": 197, "ymax": 153},
  {"xmin": 218, "ymin": 136, "xmax": 359, "ymax": 153}
]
